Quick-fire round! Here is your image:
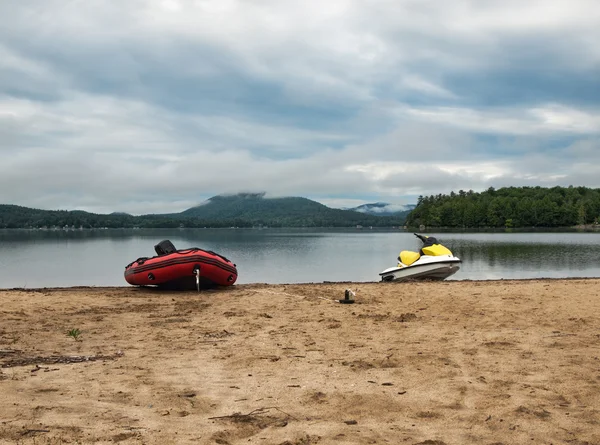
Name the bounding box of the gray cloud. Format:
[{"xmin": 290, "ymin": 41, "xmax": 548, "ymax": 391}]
[{"xmin": 1, "ymin": 0, "xmax": 599, "ymax": 213}]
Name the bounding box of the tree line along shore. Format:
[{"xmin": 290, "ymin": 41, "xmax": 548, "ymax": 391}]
[{"xmin": 2, "ymin": 186, "xmax": 600, "ymax": 229}]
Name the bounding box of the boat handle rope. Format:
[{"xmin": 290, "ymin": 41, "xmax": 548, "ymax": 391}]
[
  {"xmin": 179, "ymin": 247, "xmax": 233, "ymax": 264},
  {"xmin": 125, "ymin": 248, "xmax": 235, "ymax": 270}
]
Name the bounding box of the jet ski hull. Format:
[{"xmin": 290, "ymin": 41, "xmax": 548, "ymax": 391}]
[{"xmin": 379, "ymin": 258, "xmax": 461, "ymax": 282}]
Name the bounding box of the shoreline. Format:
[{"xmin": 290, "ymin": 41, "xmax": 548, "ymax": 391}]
[
  {"xmin": 2, "ymin": 274, "xmax": 600, "ymax": 291},
  {"xmin": 3, "ymin": 225, "xmax": 599, "ymax": 231},
  {"xmin": 2, "ymin": 278, "xmax": 599, "ymax": 444}
]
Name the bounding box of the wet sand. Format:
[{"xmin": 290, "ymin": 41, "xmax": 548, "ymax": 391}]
[{"xmin": 1, "ymin": 279, "xmax": 599, "ymax": 444}]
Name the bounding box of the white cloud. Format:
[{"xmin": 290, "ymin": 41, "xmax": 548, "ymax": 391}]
[
  {"xmin": 529, "ymin": 105, "xmax": 600, "ymax": 134},
  {"xmin": 401, "ymin": 104, "xmax": 600, "ymax": 135},
  {"xmin": 400, "ymin": 75, "xmax": 457, "ymax": 99}
]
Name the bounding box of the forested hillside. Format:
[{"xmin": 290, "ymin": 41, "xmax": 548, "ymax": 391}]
[
  {"xmin": 176, "ymin": 193, "xmax": 403, "ymax": 227},
  {"xmin": 0, "ymin": 205, "xmax": 139, "ymax": 229},
  {"xmin": 0, "ymin": 193, "xmax": 407, "ymax": 228},
  {"xmin": 405, "ymin": 186, "xmax": 600, "ymax": 228}
]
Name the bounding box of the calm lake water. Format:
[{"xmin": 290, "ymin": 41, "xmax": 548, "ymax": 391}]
[{"xmin": 1, "ymin": 228, "xmax": 600, "ymax": 288}]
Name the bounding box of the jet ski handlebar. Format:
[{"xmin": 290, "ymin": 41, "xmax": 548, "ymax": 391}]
[{"xmin": 414, "ymin": 233, "xmax": 439, "ymax": 245}]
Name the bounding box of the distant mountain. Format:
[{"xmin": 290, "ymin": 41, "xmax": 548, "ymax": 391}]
[
  {"xmin": 0, "ymin": 193, "xmax": 408, "ymax": 228},
  {"xmin": 178, "ymin": 192, "xmax": 327, "ymax": 219},
  {"xmin": 348, "ymin": 202, "xmax": 416, "ymax": 217},
  {"xmin": 175, "ymin": 193, "xmax": 406, "ymax": 227}
]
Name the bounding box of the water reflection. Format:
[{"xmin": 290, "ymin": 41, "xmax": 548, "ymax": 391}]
[
  {"xmin": 0, "ymin": 229, "xmax": 599, "ymax": 287},
  {"xmin": 436, "ymin": 233, "xmax": 600, "ymax": 280}
]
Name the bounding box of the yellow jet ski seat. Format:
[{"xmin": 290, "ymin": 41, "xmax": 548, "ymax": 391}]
[
  {"xmin": 398, "ymin": 250, "xmax": 420, "ymax": 267},
  {"xmin": 421, "ymin": 244, "xmax": 452, "ymax": 256}
]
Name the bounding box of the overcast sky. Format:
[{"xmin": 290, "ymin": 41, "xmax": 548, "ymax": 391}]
[{"xmin": 1, "ymin": 0, "xmax": 599, "ymax": 215}]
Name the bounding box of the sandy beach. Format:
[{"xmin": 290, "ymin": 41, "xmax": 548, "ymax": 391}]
[{"xmin": 1, "ymin": 279, "xmax": 599, "ymax": 444}]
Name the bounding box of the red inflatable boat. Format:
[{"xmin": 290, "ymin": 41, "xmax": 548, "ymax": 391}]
[{"xmin": 124, "ymin": 240, "xmax": 238, "ymax": 290}]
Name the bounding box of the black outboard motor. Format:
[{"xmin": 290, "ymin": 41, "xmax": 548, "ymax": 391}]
[{"xmin": 154, "ymin": 239, "xmax": 177, "ymax": 256}]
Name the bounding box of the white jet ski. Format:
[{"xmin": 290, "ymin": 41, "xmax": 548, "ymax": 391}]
[{"xmin": 379, "ymin": 233, "xmax": 461, "ymax": 282}]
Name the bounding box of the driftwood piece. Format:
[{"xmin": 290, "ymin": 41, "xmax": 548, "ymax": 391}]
[
  {"xmin": 0, "ymin": 349, "xmax": 22, "ymax": 357},
  {"xmin": 21, "ymin": 429, "xmax": 50, "ymax": 436},
  {"xmin": 208, "ymin": 406, "xmax": 298, "ymax": 422},
  {"xmin": 1, "ymin": 351, "xmax": 124, "ymax": 368}
]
